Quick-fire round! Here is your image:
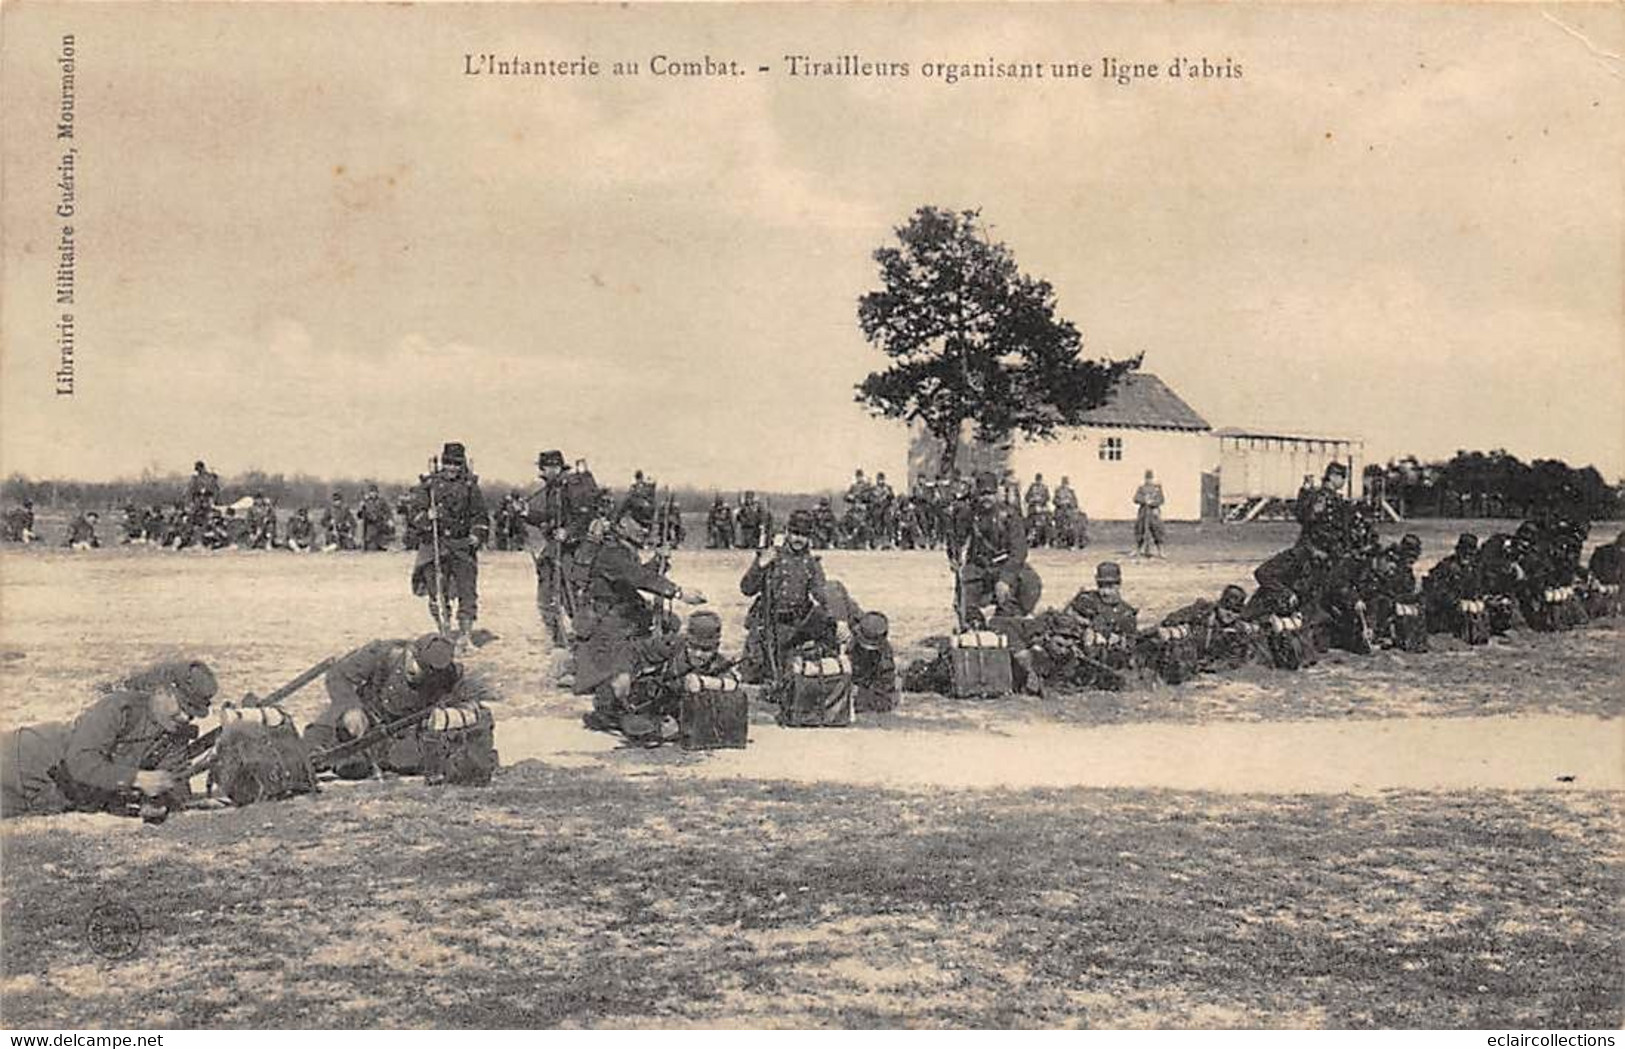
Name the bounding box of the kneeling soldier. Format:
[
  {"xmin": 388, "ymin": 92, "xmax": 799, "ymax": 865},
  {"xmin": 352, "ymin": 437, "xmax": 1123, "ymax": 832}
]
[
  {"xmin": 588, "ymin": 610, "xmax": 738, "ymax": 745},
  {"xmin": 3, "ymin": 661, "xmax": 217, "ymax": 819}
]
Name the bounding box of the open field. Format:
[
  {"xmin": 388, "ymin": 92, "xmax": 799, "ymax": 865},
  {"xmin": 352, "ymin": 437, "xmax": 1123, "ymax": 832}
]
[{"xmin": 1, "ymin": 521, "xmax": 1621, "ymax": 1028}]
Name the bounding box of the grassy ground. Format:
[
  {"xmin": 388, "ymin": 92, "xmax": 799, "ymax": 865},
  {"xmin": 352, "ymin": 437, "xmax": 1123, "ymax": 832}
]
[
  {"xmin": 1, "ymin": 523, "xmax": 1620, "ymax": 1028},
  {"xmin": 1, "ymin": 766, "xmax": 1619, "ymax": 1029}
]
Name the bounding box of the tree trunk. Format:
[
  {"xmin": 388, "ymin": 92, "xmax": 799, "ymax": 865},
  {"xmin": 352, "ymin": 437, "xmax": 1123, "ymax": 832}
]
[{"xmin": 937, "ymin": 423, "xmax": 962, "ymax": 480}]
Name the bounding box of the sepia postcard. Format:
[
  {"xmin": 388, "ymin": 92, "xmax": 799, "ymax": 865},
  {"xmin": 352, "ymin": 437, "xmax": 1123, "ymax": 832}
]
[{"xmin": 1, "ymin": 0, "xmax": 1620, "ymax": 1034}]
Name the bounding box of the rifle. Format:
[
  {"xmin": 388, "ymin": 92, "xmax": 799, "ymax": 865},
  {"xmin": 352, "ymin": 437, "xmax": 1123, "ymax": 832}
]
[
  {"xmin": 307, "ymin": 703, "xmax": 442, "ymax": 773},
  {"xmin": 427, "ymin": 456, "xmax": 449, "ymax": 635},
  {"xmin": 949, "ymin": 545, "xmax": 968, "ymax": 633},
  {"xmin": 759, "ymin": 538, "xmax": 782, "ymax": 685}
]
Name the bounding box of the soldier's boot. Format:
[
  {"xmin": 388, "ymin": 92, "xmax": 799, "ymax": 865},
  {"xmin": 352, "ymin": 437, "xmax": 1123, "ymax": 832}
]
[{"xmin": 455, "ymin": 615, "xmax": 476, "ymax": 654}]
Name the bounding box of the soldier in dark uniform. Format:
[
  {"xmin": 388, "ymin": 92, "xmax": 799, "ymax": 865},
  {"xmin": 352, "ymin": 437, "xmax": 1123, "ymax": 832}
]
[
  {"xmin": 848, "ymin": 610, "xmax": 899, "ymax": 713},
  {"xmin": 895, "ymin": 497, "xmax": 925, "ymax": 550},
  {"xmin": 1132, "ymin": 470, "xmax": 1167, "ymax": 558},
  {"xmin": 247, "ymin": 493, "xmax": 278, "ymax": 549},
  {"xmin": 951, "ymin": 471, "xmax": 1042, "ymax": 626},
  {"xmin": 64, "ymin": 511, "xmax": 101, "ymax": 549},
  {"xmin": 285, "ymin": 507, "xmax": 316, "ymax": 551},
  {"xmin": 2, "ymin": 499, "xmax": 39, "ymax": 543},
  {"xmin": 1370, "ymin": 534, "xmax": 1427, "ymax": 650},
  {"xmin": 321, "ymin": 492, "xmax": 356, "ymax": 551},
  {"xmin": 1584, "ymin": 530, "xmax": 1624, "ymax": 617},
  {"xmin": 845, "ymin": 469, "xmax": 872, "ymax": 516},
  {"xmin": 305, "ymin": 634, "xmax": 460, "ymax": 778},
  {"xmin": 706, "ymin": 495, "xmax": 735, "ymax": 549},
  {"xmin": 572, "ymin": 509, "xmax": 708, "ymax": 725},
  {"xmin": 525, "ymin": 450, "xmax": 602, "ymax": 649},
  {"xmin": 186, "ymin": 460, "xmax": 221, "ymax": 544},
  {"xmin": 622, "ymin": 470, "xmax": 658, "ymax": 526},
  {"xmin": 359, "ymin": 484, "xmax": 394, "ymax": 551},
  {"xmin": 408, "ymin": 442, "xmax": 490, "ymax": 647},
  {"xmin": 1423, "ymin": 533, "xmax": 1485, "ymax": 637},
  {"xmin": 740, "ymin": 509, "xmax": 833, "ymax": 684},
  {"xmin": 1255, "ymin": 461, "xmax": 1353, "ymax": 610},
  {"xmin": 811, "ymin": 496, "xmax": 839, "ymax": 550},
  {"xmin": 3, "ymin": 661, "xmax": 217, "ymax": 818},
  {"xmin": 1066, "ymin": 561, "xmax": 1140, "ymax": 686},
  {"xmin": 1024, "ymin": 473, "xmax": 1053, "ymax": 548},
  {"xmin": 588, "ymin": 610, "xmax": 738, "ymax": 743},
  {"xmin": 735, "ymin": 491, "xmax": 765, "ymax": 550},
  {"xmin": 1161, "ymin": 584, "xmax": 1268, "ymax": 674},
  {"xmin": 869, "ymin": 472, "xmax": 897, "ymax": 549},
  {"xmin": 120, "ymin": 503, "xmax": 145, "ymax": 544},
  {"xmin": 1053, "ymin": 476, "xmax": 1087, "ymax": 549}
]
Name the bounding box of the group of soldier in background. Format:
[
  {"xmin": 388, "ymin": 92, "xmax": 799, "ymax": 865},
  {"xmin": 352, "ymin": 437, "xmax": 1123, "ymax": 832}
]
[{"xmin": 903, "ymin": 461, "xmax": 1623, "ymax": 697}]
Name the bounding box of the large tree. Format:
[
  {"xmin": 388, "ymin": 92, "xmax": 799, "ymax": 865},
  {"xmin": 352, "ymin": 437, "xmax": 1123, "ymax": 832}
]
[{"xmin": 855, "ymin": 206, "xmax": 1138, "ymax": 478}]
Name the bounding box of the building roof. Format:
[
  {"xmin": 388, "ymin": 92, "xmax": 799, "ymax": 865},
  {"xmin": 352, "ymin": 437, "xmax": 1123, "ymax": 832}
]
[
  {"xmin": 1076, "ymin": 373, "xmax": 1211, "ymax": 432},
  {"xmin": 1214, "ymin": 426, "xmax": 1364, "ymax": 445}
]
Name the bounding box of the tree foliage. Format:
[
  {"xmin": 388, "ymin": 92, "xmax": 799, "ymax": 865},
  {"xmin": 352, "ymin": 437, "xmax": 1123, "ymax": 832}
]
[
  {"xmin": 855, "ymin": 206, "xmax": 1138, "ymax": 477},
  {"xmin": 1364, "ymin": 449, "xmax": 1621, "ymax": 521}
]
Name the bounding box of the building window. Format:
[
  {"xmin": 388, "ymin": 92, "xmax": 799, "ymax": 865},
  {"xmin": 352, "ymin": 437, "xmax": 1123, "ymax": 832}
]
[{"xmin": 1099, "ymin": 436, "xmax": 1123, "ymax": 462}]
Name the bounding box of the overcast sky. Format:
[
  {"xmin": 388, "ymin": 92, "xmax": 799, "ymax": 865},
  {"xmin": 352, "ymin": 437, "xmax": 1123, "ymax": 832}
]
[{"xmin": 3, "ymin": 2, "xmax": 1620, "ymax": 490}]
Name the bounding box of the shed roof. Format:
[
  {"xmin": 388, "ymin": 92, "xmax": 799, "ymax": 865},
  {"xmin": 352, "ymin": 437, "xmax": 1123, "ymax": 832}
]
[{"xmin": 1077, "ymin": 373, "xmax": 1211, "ymax": 432}]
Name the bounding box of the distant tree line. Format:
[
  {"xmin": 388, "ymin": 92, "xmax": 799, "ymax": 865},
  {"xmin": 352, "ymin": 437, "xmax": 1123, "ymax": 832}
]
[
  {"xmin": 1364, "ymin": 450, "xmax": 1622, "ymax": 521},
  {"xmin": 0, "ymin": 470, "xmax": 852, "ymax": 519}
]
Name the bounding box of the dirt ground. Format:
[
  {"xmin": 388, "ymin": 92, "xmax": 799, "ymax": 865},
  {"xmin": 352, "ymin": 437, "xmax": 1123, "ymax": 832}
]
[{"xmin": 1, "ymin": 521, "xmax": 1620, "ymax": 1028}]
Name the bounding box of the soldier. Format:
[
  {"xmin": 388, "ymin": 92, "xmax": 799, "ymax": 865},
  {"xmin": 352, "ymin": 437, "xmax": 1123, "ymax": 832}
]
[
  {"xmin": 740, "ymin": 509, "xmax": 832, "ymax": 684},
  {"xmin": 572, "ymin": 508, "xmax": 708, "ymax": 725},
  {"xmin": 735, "ymin": 491, "xmax": 765, "ymax": 550},
  {"xmin": 623, "ymin": 469, "xmax": 658, "ymax": 526},
  {"xmin": 120, "ymin": 503, "xmax": 146, "ymax": 544},
  {"xmin": 895, "ymin": 496, "xmax": 925, "ymax": 550},
  {"xmin": 525, "ymin": 450, "xmax": 602, "ymax": 649},
  {"xmin": 1065, "ymin": 561, "xmax": 1140, "ymax": 685},
  {"xmin": 811, "ymin": 496, "xmax": 840, "ymax": 550},
  {"xmin": 185, "ymin": 460, "xmax": 221, "ymax": 543},
  {"xmin": 1584, "ymin": 531, "xmax": 1624, "ymax": 617},
  {"xmin": 1024, "ymin": 473, "xmax": 1053, "ymax": 548},
  {"xmin": 869, "ymin": 472, "xmax": 897, "ymax": 549},
  {"xmin": 848, "ymin": 610, "xmax": 899, "ymax": 713},
  {"xmin": 246, "ymin": 492, "xmax": 278, "ymax": 549},
  {"xmin": 1255, "ymin": 461, "xmax": 1353, "ymax": 609},
  {"xmin": 1423, "ymin": 533, "xmax": 1485, "ymax": 638},
  {"xmin": 3, "ymin": 661, "xmax": 217, "ymax": 818},
  {"xmin": 320, "ymin": 492, "xmax": 357, "ymax": 551},
  {"xmin": 304, "ymin": 634, "xmax": 461, "ymax": 779},
  {"xmin": 950, "ymin": 471, "xmax": 1042, "ymax": 626},
  {"xmin": 1132, "ymin": 470, "xmax": 1167, "ymax": 558},
  {"xmin": 64, "ymin": 511, "xmax": 101, "ymax": 549},
  {"xmin": 1370, "ymin": 534, "xmax": 1427, "ymax": 651},
  {"xmin": 1, "ymin": 499, "xmax": 39, "ymax": 543},
  {"xmin": 407, "ymin": 442, "xmax": 490, "ymax": 647},
  {"xmin": 359, "ymin": 484, "xmax": 394, "ymax": 552},
  {"xmin": 1160, "ymin": 584, "xmax": 1268, "ymax": 674},
  {"xmin": 706, "ymin": 495, "xmax": 735, "ymax": 549},
  {"xmin": 845, "ymin": 469, "xmax": 872, "ymax": 514},
  {"xmin": 1053, "ymin": 477, "xmax": 1087, "ymax": 549},
  {"xmin": 285, "ymin": 507, "xmax": 316, "ymax": 552},
  {"xmin": 587, "ymin": 610, "xmax": 738, "ymax": 744},
  {"xmin": 502, "ymin": 492, "xmax": 530, "ymax": 550},
  {"xmin": 839, "ymin": 499, "xmax": 870, "ymax": 550}
]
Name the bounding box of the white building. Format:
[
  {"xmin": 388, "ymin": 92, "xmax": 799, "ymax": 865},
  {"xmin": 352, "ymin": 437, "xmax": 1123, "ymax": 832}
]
[{"xmin": 910, "ymin": 373, "xmax": 1218, "ymax": 521}]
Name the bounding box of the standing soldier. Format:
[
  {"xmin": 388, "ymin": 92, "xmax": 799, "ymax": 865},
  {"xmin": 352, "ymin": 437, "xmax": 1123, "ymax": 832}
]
[
  {"xmin": 845, "ymin": 469, "xmax": 872, "ymax": 515},
  {"xmin": 572, "ymin": 508, "xmax": 708, "ymax": 727},
  {"xmin": 186, "ymin": 460, "xmax": 221, "ymax": 544},
  {"xmin": 321, "ymin": 492, "xmax": 356, "ymax": 551},
  {"xmin": 735, "ymin": 491, "xmax": 765, "ymax": 550},
  {"xmin": 869, "ymin": 472, "xmax": 897, "ymax": 549},
  {"xmin": 739, "ymin": 509, "xmax": 832, "ymax": 684},
  {"xmin": 624, "ymin": 470, "xmax": 658, "ymax": 523},
  {"xmin": 707, "ymin": 495, "xmax": 735, "ymax": 549},
  {"xmin": 951, "ymin": 471, "xmax": 1043, "ymax": 626},
  {"xmin": 1025, "ymin": 473, "xmax": 1053, "ymax": 548},
  {"xmin": 408, "ymin": 442, "xmax": 490, "ymax": 648},
  {"xmin": 285, "ymin": 507, "xmax": 316, "ymax": 552},
  {"xmin": 359, "ymin": 484, "xmax": 394, "ymax": 552},
  {"xmin": 525, "ymin": 450, "xmax": 601, "ymax": 649},
  {"xmin": 1132, "ymin": 470, "xmax": 1167, "ymax": 558},
  {"xmin": 1053, "ymin": 476, "xmax": 1085, "ymax": 549}
]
